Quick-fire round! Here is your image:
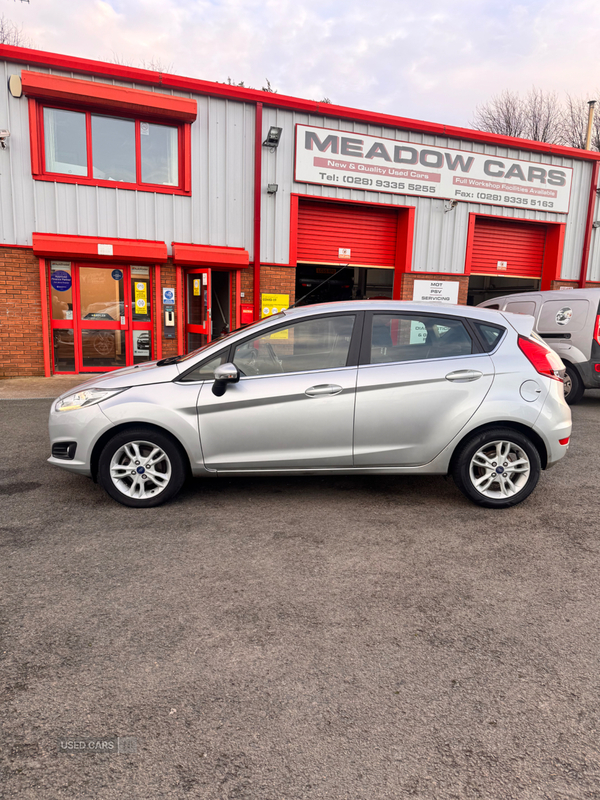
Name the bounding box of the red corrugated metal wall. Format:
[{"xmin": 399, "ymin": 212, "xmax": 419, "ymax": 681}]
[
  {"xmin": 297, "ymin": 200, "xmax": 398, "ymax": 267},
  {"xmin": 470, "ymin": 217, "xmax": 547, "ymax": 278}
]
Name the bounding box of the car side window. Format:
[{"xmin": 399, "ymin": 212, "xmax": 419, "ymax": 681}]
[
  {"xmin": 472, "ymin": 321, "xmax": 505, "ymax": 352},
  {"xmin": 369, "ymin": 314, "xmax": 473, "ymax": 364},
  {"xmin": 178, "ymin": 351, "xmax": 228, "ymax": 382},
  {"xmin": 233, "ymin": 315, "xmax": 355, "ymax": 376}
]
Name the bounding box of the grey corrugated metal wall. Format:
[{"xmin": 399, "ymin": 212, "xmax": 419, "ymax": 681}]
[
  {"xmin": 0, "ymin": 60, "xmax": 256, "ymax": 257},
  {"xmin": 261, "ymin": 107, "xmax": 598, "ymax": 281},
  {"xmin": 1, "ymin": 55, "xmax": 598, "ymax": 281}
]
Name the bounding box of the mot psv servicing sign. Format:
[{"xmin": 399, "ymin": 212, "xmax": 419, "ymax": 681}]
[{"xmin": 294, "ymin": 124, "xmax": 573, "ymax": 214}]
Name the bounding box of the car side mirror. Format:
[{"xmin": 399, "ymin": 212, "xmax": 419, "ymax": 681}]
[{"xmin": 212, "ymin": 362, "xmax": 240, "ymax": 396}]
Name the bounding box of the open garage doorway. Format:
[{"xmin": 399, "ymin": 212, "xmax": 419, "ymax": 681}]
[
  {"xmin": 295, "ymin": 265, "xmax": 394, "ymax": 306},
  {"xmin": 467, "ymin": 275, "xmax": 541, "ymax": 306}
]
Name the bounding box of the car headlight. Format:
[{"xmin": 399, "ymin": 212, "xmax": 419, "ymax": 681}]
[{"xmin": 54, "ymin": 388, "xmax": 127, "ymax": 412}]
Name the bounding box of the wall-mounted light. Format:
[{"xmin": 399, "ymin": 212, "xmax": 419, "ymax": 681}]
[
  {"xmin": 267, "ymin": 184, "xmax": 278, "ymax": 194},
  {"xmin": 8, "ymin": 75, "xmax": 22, "ymax": 98},
  {"xmin": 263, "ymin": 126, "xmax": 282, "ymax": 149},
  {"xmin": 0, "ymin": 130, "xmax": 10, "ymax": 149},
  {"xmin": 592, "ymin": 221, "xmax": 600, "ymax": 228}
]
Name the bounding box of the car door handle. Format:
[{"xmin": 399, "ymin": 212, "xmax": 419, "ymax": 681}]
[
  {"xmin": 305, "ymin": 384, "xmax": 343, "ymax": 397},
  {"xmin": 445, "ymin": 369, "xmax": 483, "ymax": 382}
]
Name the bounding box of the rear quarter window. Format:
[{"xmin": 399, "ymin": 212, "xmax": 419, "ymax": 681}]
[{"xmin": 472, "ymin": 321, "xmax": 506, "ymax": 352}]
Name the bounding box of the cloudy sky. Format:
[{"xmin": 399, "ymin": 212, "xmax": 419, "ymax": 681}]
[{"xmin": 4, "ymin": 0, "xmax": 599, "ymax": 127}]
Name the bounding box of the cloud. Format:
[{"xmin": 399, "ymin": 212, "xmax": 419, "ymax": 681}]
[{"xmin": 6, "ymin": 0, "xmax": 600, "ymax": 127}]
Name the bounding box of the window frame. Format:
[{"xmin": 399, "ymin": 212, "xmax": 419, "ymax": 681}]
[
  {"xmin": 177, "ymin": 311, "xmax": 365, "ymax": 382},
  {"xmin": 30, "ymin": 98, "xmax": 191, "ymax": 196},
  {"xmin": 232, "ymin": 312, "xmax": 363, "ymax": 378},
  {"xmin": 359, "ymin": 311, "xmax": 485, "ymax": 366}
]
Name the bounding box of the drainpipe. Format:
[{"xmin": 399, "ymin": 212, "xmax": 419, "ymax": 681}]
[
  {"xmin": 253, "ymin": 102, "xmax": 263, "ymax": 320},
  {"xmin": 585, "ymin": 100, "xmax": 597, "ymax": 151},
  {"xmin": 578, "ymin": 159, "xmax": 599, "ymax": 288}
]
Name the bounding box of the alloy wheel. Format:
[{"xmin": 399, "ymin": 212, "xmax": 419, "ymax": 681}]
[
  {"xmin": 468, "ymin": 439, "xmax": 531, "ymax": 499},
  {"xmin": 109, "ymin": 440, "xmax": 172, "ymax": 500}
]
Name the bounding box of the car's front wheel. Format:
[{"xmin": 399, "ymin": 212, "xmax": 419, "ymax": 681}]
[
  {"xmin": 452, "ymin": 428, "xmax": 541, "ymax": 508},
  {"xmin": 98, "ymin": 428, "xmax": 186, "ymax": 507}
]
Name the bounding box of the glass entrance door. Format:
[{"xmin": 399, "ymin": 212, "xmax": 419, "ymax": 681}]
[
  {"xmin": 78, "ymin": 266, "xmax": 128, "ymax": 371},
  {"xmin": 185, "ymin": 269, "xmax": 211, "ymax": 351},
  {"xmin": 49, "ymin": 262, "xmax": 155, "ymax": 373}
]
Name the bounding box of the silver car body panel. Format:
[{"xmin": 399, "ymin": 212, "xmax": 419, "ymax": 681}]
[
  {"xmin": 198, "ymin": 366, "xmax": 357, "ymax": 470},
  {"xmin": 354, "ymin": 353, "xmax": 494, "ymax": 466},
  {"xmin": 48, "ymin": 300, "xmax": 572, "ymax": 480}
]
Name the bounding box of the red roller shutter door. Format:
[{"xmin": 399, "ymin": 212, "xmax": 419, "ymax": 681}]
[
  {"xmin": 470, "ymin": 218, "xmax": 547, "ymax": 278},
  {"xmin": 297, "ymin": 200, "xmax": 398, "ymax": 267}
]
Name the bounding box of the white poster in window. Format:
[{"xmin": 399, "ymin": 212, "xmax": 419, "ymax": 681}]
[
  {"xmin": 132, "ymin": 330, "xmax": 151, "ymax": 357},
  {"xmin": 412, "ymin": 280, "xmax": 459, "ymax": 304}
]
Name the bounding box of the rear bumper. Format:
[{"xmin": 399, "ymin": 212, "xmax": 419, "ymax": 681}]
[{"xmin": 534, "ymin": 379, "xmax": 572, "ymax": 467}]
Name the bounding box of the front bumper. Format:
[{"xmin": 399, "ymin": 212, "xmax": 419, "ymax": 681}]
[{"xmin": 47, "ymin": 402, "xmax": 114, "ymax": 476}]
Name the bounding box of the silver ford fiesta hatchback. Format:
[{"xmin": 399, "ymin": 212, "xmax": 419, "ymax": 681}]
[{"xmin": 48, "ymin": 300, "xmax": 571, "ymax": 509}]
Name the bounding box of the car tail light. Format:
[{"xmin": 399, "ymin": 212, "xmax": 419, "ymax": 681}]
[
  {"xmin": 594, "ymin": 315, "xmax": 600, "ymax": 347},
  {"xmin": 518, "ymin": 336, "xmax": 564, "ymax": 382},
  {"xmin": 559, "ymin": 437, "xmax": 570, "ymax": 445}
]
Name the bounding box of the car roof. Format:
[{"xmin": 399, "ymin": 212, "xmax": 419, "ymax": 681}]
[{"xmin": 281, "ymin": 299, "xmax": 510, "ymax": 325}]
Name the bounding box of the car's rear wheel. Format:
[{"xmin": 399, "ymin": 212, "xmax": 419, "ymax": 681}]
[
  {"xmin": 562, "ymin": 363, "xmax": 584, "ymax": 405},
  {"xmin": 452, "ymin": 428, "xmax": 541, "ymax": 508},
  {"xmin": 98, "ymin": 428, "xmax": 186, "ymax": 507}
]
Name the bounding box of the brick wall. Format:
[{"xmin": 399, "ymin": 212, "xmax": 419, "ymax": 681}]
[
  {"xmin": 400, "ymin": 273, "xmax": 470, "ymax": 304},
  {"xmin": 159, "ymin": 260, "xmax": 179, "ymax": 358},
  {"xmin": 0, "ymin": 247, "xmax": 46, "ymax": 378},
  {"xmin": 259, "ymin": 265, "xmax": 296, "ymax": 306},
  {"xmin": 550, "ymin": 280, "xmax": 580, "ymax": 290}
]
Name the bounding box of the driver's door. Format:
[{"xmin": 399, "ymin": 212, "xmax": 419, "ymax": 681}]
[{"xmin": 197, "ymin": 313, "xmax": 360, "ymax": 470}]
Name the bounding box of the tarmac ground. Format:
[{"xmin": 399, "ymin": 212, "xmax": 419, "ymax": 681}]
[{"xmin": 1, "ymin": 388, "xmax": 600, "ymax": 799}]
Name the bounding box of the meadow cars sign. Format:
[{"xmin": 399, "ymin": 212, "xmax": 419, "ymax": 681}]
[{"xmin": 295, "ymin": 124, "xmax": 573, "ymax": 213}]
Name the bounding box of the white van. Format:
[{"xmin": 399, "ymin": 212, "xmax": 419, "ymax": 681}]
[{"xmin": 479, "ymin": 288, "xmax": 600, "ymax": 404}]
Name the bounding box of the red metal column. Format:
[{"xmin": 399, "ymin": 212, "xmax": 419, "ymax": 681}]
[
  {"xmin": 253, "ymin": 102, "xmax": 263, "ymax": 320},
  {"xmin": 176, "ymin": 265, "xmax": 184, "ymax": 353},
  {"xmin": 579, "ymin": 160, "xmax": 600, "ymax": 287},
  {"xmin": 154, "ymin": 264, "xmax": 162, "ymax": 360},
  {"xmin": 38, "ymin": 257, "xmax": 52, "ymax": 377}
]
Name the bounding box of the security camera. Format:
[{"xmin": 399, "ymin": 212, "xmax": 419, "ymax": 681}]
[
  {"xmin": 0, "ymin": 130, "xmax": 10, "ymax": 149},
  {"xmin": 444, "ymin": 199, "xmax": 458, "ymax": 213}
]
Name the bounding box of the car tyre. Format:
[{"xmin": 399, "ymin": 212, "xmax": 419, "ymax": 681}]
[
  {"xmin": 98, "ymin": 427, "xmax": 187, "ymax": 508},
  {"xmin": 562, "ymin": 363, "xmax": 584, "ymax": 405},
  {"xmin": 452, "ymin": 427, "xmax": 542, "ymax": 509}
]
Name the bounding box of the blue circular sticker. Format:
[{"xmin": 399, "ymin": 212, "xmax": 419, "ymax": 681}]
[
  {"xmin": 111, "ymin": 269, "xmax": 123, "ymax": 281},
  {"xmin": 50, "ymin": 270, "xmax": 72, "ymax": 292},
  {"xmin": 164, "ymin": 289, "xmax": 174, "ymax": 301}
]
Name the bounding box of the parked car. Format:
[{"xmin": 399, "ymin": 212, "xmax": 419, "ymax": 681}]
[
  {"xmin": 479, "ymin": 288, "xmax": 600, "ymax": 404},
  {"xmin": 48, "ymin": 300, "xmax": 571, "ymax": 509}
]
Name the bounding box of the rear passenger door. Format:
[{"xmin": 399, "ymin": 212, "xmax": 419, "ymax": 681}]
[{"xmin": 353, "ymin": 312, "xmax": 495, "ymax": 466}]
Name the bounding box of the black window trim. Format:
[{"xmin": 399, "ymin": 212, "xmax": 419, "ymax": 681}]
[
  {"xmin": 177, "ymin": 310, "xmax": 365, "ymax": 381},
  {"xmin": 466, "ymin": 318, "xmax": 507, "ymax": 354},
  {"xmin": 359, "ymin": 310, "xmax": 485, "ymax": 367}
]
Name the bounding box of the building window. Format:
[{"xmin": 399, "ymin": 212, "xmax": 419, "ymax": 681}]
[{"xmin": 40, "ymin": 106, "xmax": 181, "ymax": 190}]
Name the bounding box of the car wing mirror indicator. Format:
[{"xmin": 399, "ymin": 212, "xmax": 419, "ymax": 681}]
[{"xmin": 212, "ymin": 363, "xmax": 240, "ymax": 396}]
